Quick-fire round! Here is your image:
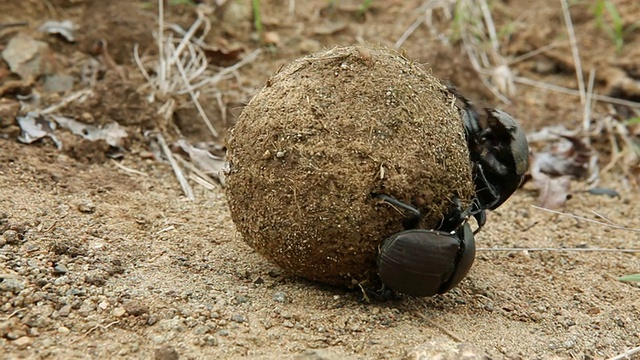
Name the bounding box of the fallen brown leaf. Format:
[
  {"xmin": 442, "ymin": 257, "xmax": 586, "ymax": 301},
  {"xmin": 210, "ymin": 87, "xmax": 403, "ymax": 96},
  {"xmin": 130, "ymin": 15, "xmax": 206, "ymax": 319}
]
[{"xmin": 530, "ymin": 153, "xmax": 572, "ymax": 209}]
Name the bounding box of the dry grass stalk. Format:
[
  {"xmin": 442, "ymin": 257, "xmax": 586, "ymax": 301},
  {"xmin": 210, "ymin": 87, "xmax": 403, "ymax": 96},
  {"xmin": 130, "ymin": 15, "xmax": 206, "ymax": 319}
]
[
  {"xmin": 607, "ymin": 345, "xmax": 640, "ymax": 360},
  {"xmin": 560, "ymin": 0, "xmax": 586, "ymax": 105},
  {"xmin": 513, "ymin": 76, "xmax": 640, "ymax": 109},
  {"xmin": 532, "ymin": 205, "xmax": 640, "ymax": 233},
  {"xmin": 151, "ymin": 132, "xmax": 194, "ymax": 200},
  {"xmin": 134, "ymin": 1, "xmax": 261, "ymax": 139},
  {"xmin": 394, "ymin": 0, "xmax": 456, "ymax": 49},
  {"xmin": 455, "ymin": 0, "xmax": 514, "ymax": 103},
  {"xmin": 111, "ymin": 159, "xmax": 149, "ymax": 177},
  {"xmin": 478, "ymin": 247, "xmax": 640, "ymax": 253}
]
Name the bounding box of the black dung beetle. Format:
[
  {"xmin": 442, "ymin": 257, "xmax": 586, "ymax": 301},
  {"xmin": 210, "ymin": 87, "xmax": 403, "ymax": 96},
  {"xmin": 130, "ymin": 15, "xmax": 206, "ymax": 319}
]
[
  {"xmin": 371, "ymin": 89, "xmax": 528, "ymax": 297},
  {"xmin": 373, "ymin": 194, "xmax": 475, "ymax": 297},
  {"xmin": 377, "ymin": 223, "xmax": 475, "ymax": 297},
  {"xmin": 448, "ymin": 86, "xmax": 529, "ymax": 214}
]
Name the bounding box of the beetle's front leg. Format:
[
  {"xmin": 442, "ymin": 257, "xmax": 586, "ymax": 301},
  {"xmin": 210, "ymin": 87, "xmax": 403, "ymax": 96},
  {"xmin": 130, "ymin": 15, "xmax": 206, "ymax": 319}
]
[
  {"xmin": 472, "ymin": 162, "xmax": 502, "ymax": 211},
  {"xmin": 478, "ymin": 148, "xmax": 510, "ymax": 177},
  {"xmin": 374, "ymin": 194, "xmax": 421, "ymax": 229},
  {"xmin": 439, "ymin": 195, "xmax": 486, "ymax": 235}
]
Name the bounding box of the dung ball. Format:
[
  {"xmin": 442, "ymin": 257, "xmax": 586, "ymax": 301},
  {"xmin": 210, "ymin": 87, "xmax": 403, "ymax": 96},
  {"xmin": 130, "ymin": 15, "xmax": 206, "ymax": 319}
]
[{"xmin": 225, "ymin": 46, "xmax": 475, "ymax": 288}]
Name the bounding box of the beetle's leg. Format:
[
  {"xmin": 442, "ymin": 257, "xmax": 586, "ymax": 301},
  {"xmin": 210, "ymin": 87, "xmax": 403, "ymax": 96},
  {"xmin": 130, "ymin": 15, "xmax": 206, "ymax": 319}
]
[
  {"xmin": 375, "ymin": 284, "xmax": 398, "ymax": 300},
  {"xmin": 439, "ymin": 196, "xmax": 486, "ymax": 234},
  {"xmin": 472, "ymin": 210, "xmax": 486, "ymax": 234},
  {"xmin": 476, "ymin": 148, "xmax": 510, "ymax": 177},
  {"xmin": 437, "ymin": 196, "xmax": 466, "ymax": 233},
  {"xmin": 472, "ymin": 162, "xmax": 502, "ymax": 210},
  {"xmin": 374, "ymin": 194, "xmax": 421, "ymax": 229},
  {"xmin": 447, "ymin": 85, "xmax": 484, "ymax": 141}
]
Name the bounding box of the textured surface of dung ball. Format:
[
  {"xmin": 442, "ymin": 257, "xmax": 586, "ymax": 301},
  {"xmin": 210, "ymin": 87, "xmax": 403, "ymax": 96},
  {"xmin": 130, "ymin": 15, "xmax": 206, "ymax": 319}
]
[{"xmin": 225, "ymin": 46, "xmax": 475, "ymax": 287}]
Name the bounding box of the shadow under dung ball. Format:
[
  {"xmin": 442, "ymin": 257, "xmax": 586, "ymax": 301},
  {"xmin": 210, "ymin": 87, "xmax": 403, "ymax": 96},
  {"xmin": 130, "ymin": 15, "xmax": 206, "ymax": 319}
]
[{"xmin": 225, "ymin": 46, "xmax": 475, "ymax": 288}]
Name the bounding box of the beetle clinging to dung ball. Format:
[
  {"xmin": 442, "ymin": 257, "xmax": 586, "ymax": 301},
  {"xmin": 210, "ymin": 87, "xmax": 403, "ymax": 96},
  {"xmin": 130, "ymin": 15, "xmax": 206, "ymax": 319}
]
[
  {"xmin": 374, "ymin": 86, "xmax": 529, "ymax": 297},
  {"xmin": 225, "ymin": 45, "xmax": 528, "ymax": 298}
]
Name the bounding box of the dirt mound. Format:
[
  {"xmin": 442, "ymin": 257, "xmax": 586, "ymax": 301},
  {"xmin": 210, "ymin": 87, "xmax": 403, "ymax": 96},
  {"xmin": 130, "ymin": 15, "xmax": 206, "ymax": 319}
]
[{"xmin": 225, "ymin": 45, "xmax": 474, "ymax": 287}]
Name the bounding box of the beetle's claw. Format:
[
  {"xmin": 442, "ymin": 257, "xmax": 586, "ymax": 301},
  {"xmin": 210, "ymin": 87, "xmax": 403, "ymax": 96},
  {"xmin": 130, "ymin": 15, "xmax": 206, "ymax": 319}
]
[
  {"xmin": 472, "ymin": 210, "xmax": 486, "ymax": 235},
  {"xmin": 359, "ymin": 283, "xmax": 398, "ymax": 302}
]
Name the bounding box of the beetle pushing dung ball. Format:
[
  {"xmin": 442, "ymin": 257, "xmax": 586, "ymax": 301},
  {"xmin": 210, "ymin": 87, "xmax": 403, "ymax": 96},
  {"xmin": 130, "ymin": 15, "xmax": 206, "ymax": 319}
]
[{"xmin": 225, "ymin": 46, "xmax": 528, "ymax": 297}]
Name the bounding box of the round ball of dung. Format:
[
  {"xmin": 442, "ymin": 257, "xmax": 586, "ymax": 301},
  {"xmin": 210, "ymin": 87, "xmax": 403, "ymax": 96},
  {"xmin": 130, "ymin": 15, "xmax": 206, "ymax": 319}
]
[{"xmin": 225, "ymin": 46, "xmax": 475, "ymax": 288}]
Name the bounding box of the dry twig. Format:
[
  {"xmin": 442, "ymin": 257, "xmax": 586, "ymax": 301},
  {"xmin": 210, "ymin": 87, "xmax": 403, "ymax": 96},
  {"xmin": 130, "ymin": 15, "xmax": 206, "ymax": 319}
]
[
  {"xmin": 607, "ymin": 345, "xmax": 640, "ymax": 360},
  {"xmin": 477, "ymin": 247, "xmax": 640, "ymax": 253},
  {"xmin": 560, "ymin": 0, "xmax": 585, "ymax": 105},
  {"xmin": 456, "ymin": 0, "xmax": 513, "ymax": 103},
  {"xmin": 532, "ymin": 205, "xmax": 640, "ymax": 233},
  {"xmin": 513, "ymin": 76, "xmax": 640, "ymax": 109},
  {"xmin": 415, "ymin": 311, "xmax": 464, "ymax": 342},
  {"xmin": 135, "ymin": 1, "xmax": 261, "ymax": 139},
  {"xmin": 151, "ymin": 132, "xmax": 194, "ymax": 200},
  {"xmin": 111, "ymin": 160, "xmax": 149, "ymax": 177}
]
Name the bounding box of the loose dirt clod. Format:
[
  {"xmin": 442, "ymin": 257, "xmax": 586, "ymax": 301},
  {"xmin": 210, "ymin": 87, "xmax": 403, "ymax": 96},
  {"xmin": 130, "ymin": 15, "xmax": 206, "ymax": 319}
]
[{"xmin": 226, "ymin": 46, "xmax": 474, "ymax": 288}]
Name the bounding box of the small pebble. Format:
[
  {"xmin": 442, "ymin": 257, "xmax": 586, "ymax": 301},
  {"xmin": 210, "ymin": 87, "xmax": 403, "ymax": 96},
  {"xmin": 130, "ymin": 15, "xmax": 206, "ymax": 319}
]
[
  {"xmin": 77, "ymin": 201, "xmax": 96, "ymax": 214},
  {"xmin": 231, "ymin": 314, "xmax": 245, "ymax": 323},
  {"xmin": 57, "ymin": 326, "xmax": 70, "ymax": 335},
  {"xmin": 295, "ymin": 349, "xmax": 342, "ymax": 360},
  {"xmin": 6, "ymin": 330, "xmax": 24, "ymax": 340},
  {"xmin": 203, "ymin": 334, "xmax": 218, "ymax": 346},
  {"xmin": 54, "ymin": 276, "xmax": 69, "ymax": 286},
  {"xmin": 13, "ymin": 336, "xmax": 32, "ymax": 349},
  {"xmin": 283, "ymin": 320, "xmax": 294, "ymax": 328},
  {"xmin": 3, "ymin": 230, "xmax": 20, "ymax": 244},
  {"xmin": 147, "ymin": 314, "xmax": 159, "ymax": 326},
  {"xmin": 534, "ymin": 59, "xmax": 557, "ymax": 74},
  {"xmin": 67, "ymin": 288, "xmax": 84, "ymax": 297},
  {"xmin": 58, "ymin": 304, "xmax": 72, "ymax": 317},
  {"xmin": 193, "ymin": 325, "xmax": 209, "ymax": 335},
  {"xmin": 0, "ymin": 278, "xmax": 25, "ymax": 293},
  {"xmin": 155, "ymin": 345, "xmax": 179, "ymax": 360},
  {"xmin": 273, "ymin": 292, "xmax": 287, "ymax": 303},
  {"xmin": 124, "ymin": 301, "xmax": 149, "ymax": 316},
  {"xmin": 42, "ymin": 338, "xmax": 54, "ymax": 347},
  {"xmin": 53, "ymin": 263, "xmax": 68, "ymax": 274},
  {"xmin": 112, "ymin": 307, "xmax": 126, "ymax": 317}
]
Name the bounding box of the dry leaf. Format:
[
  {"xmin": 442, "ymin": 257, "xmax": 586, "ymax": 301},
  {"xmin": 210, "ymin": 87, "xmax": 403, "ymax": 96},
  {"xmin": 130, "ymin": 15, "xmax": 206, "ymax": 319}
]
[
  {"xmin": 38, "ymin": 20, "xmax": 76, "ymax": 42},
  {"xmin": 52, "ymin": 115, "xmax": 128, "ymax": 148},
  {"xmin": 174, "ymin": 139, "xmax": 226, "ymax": 184},
  {"xmin": 17, "ymin": 112, "xmax": 61, "ymax": 148},
  {"xmin": 202, "ymin": 46, "xmax": 244, "ymax": 66},
  {"xmin": 1, "ymin": 32, "xmax": 53, "ymax": 80},
  {"xmin": 526, "ymin": 125, "xmax": 577, "ymax": 143},
  {"xmin": 535, "ymin": 135, "xmax": 592, "ymax": 178},
  {"xmin": 530, "ymin": 153, "xmax": 572, "ymax": 209}
]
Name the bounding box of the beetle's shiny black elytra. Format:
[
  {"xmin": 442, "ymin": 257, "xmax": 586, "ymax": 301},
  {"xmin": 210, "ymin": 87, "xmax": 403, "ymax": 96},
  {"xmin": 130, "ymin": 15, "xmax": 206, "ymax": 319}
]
[
  {"xmin": 377, "ymin": 223, "xmax": 475, "ymax": 297},
  {"xmin": 373, "ymin": 194, "xmax": 475, "ymax": 297},
  {"xmin": 448, "ymin": 86, "xmax": 529, "ymax": 219},
  {"xmin": 470, "ymin": 108, "xmax": 529, "ymax": 210}
]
